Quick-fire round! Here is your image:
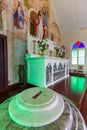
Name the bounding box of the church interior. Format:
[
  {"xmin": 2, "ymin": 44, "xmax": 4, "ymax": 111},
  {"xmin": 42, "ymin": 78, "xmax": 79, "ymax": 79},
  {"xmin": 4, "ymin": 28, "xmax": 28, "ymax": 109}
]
[{"xmin": 0, "ymin": 0, "xmax": 87, "ymax": 129}]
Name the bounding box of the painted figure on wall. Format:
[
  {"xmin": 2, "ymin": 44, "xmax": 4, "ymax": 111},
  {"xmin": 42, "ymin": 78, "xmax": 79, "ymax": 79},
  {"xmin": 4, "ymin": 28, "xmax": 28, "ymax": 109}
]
[
  {"xmin": 34, "ymin": 13, "xmax": 39, "ymax": 36},
  {"xmin": 0, "ymin": 7, "xmax": 3, "ymax": 30},
  {"xmin": 34, "ymin": 10, "xmax": 43, "ymax": 39},
  {"xmin": 14, "ymin": 1, "xmax": 25, "ymax": 29},
  {"xmin": 0, "ymin": 0, "xmax": 8, "ymax": 30},
  {"xmin": 42, "ymin": 5, "xmax": 48, "ymax": 39}
]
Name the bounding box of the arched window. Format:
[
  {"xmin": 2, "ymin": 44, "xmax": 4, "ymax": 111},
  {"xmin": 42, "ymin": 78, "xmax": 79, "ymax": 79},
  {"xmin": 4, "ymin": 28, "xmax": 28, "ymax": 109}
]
[
  {"xmin": 71, "ymin": 41, "xmax": 85, "ymax": 65},
  {"xmin": 72, "ymin": 41, "xmax": 85, "ymax": 49}
]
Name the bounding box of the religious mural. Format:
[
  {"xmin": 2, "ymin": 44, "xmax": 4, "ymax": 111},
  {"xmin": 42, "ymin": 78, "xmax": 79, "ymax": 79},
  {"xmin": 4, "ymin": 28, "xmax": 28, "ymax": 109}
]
[
  {"xmin": 28, "ymin": 0, "xmax": 49, "ymax": 39},
  {"xmin": 0, "ymin": 0, "xmax": 9, "ymax": 30},
  {"xmin": 13, "ymin": 1, "xmax": 25, "ymax": 29},
  {"xmin": 12, "ymin": 0, "xmax": 28, "ymax": 40},
  {"xmin": 0, "ymin": 0, "xmax": 60, "ymax": 41},
  {"xmin": 11, "ymin": 0, "xmax": 49, "ymax": 40}
]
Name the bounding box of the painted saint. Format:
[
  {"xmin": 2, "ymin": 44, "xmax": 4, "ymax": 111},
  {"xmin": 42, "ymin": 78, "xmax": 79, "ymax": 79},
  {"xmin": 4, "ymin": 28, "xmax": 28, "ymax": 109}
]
[
  {"xmin": 0, "ymin": 8, "xmax": 3, "ymax": 30},
  {"xmin": 34, "ymin": 10, "xmax": 43, "ymax": 39},
  {"xmin": 42, "ymin": 5, "xmax": 48, "ymax": 39},
  {"xmin": 0, "ymin": 0, "xmax": 8, "ymax": 30},
  {"xmin": 14, "ymin": 1, "xmax": 25, "ymax": 29}
]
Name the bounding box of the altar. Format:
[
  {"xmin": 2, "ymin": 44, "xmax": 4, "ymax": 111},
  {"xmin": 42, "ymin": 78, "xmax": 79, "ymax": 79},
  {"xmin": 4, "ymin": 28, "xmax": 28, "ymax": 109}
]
[
  {"xmin": 25, "ymin": 34, "xmax": 69, "ymax": 87},
  {"xmin": 25, "ymin": 54, "xmax": 69, "ymax": 87}
]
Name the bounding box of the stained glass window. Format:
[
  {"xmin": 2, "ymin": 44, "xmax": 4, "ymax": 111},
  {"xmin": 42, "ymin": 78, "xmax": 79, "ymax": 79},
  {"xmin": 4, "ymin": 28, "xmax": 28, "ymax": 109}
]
[
  {"xmin": 72, "ymin": 41, "xmax": 85, "ymax": 65},
  {"xmin": 72, "ymin": 41, "xmax": 85, "ymax": 49}
]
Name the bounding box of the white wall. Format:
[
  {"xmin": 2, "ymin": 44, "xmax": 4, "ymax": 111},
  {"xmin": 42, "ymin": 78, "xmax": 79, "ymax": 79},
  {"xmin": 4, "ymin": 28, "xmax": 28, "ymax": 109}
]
[{"xmin": 61, "ymin": 29, "xmax": 87, "ymax": 73}]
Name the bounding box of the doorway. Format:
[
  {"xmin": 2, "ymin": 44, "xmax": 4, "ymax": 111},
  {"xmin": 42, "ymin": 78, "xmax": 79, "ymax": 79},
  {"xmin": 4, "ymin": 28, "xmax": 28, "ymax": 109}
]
[{"xmin": 0, "ymin": 35, "xmax": 8, "ymax": 90}]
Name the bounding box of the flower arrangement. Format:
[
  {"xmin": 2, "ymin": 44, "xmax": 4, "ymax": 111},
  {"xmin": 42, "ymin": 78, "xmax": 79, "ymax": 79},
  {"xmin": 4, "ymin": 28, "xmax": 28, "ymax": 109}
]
[
  {"xmin": 55, "ymin": 45, "xmax": 66, "ymax": 58},
  {"xmin": 38, "ymin": 39, "xmax": 49, "ymax": 52}
]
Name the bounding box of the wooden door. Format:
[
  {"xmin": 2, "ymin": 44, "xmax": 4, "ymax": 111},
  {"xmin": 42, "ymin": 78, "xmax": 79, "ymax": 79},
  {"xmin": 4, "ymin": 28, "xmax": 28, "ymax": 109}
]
[{"xmin": 0, "ymin": 35, "xmax": 8, "ymax": 90}]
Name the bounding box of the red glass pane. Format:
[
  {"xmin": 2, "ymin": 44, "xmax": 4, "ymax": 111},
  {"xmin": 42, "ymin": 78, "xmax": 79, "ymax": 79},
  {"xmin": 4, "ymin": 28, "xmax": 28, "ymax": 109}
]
[{"xmin": 76, "ymin": 41, "xmax": 81, "ymax": 46}]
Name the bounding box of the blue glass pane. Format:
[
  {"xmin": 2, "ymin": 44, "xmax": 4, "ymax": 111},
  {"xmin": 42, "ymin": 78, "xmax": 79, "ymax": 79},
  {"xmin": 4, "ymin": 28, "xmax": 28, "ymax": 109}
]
[
  {"xmin": 79, "ymin": 43, "xmax": 85, "ymax": 48},
  {"xmin": 72, "ymin": 44, "xmax": 78, "ymax": 49}
]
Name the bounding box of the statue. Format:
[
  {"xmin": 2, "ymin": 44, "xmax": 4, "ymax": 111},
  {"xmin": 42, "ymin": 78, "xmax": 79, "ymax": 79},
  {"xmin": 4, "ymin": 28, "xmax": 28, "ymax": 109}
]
[{"xmin": 18, "ymin": 65, "xmax": 26, "ymax": 86}]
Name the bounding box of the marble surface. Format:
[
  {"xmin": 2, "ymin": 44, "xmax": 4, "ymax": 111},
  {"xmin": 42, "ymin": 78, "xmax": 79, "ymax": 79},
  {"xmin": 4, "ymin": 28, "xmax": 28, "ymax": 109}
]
[
  {"xmin": 0, "ymin": 88, "xmax": 86, "ymax": 130},
  {"xmin": 9, "ymin": 88, "xmax": 64, "ymax": 127}
]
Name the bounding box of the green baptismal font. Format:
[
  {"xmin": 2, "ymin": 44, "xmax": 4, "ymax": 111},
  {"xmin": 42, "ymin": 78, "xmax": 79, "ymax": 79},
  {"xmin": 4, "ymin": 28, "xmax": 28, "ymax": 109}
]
[{"xmin": 0, "ymin": 87, "xmax": 86, "ymax": 130}]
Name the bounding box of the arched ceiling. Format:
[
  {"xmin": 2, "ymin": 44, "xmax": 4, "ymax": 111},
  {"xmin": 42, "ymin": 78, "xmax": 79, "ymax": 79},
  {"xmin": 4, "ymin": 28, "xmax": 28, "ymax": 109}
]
[{"xmin": 50, "ymin": 0, "xmax": 87, "ymax": 35}]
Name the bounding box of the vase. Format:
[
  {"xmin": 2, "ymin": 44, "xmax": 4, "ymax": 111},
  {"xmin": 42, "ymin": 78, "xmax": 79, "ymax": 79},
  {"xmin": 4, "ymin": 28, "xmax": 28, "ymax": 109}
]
[
  {"xmin": 41, "ymin": 50, "xmax": 45, "ymax": 56},
  {"xmin": 18, "ymin": 65, "xmax": 26, "ymax": 86}
]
